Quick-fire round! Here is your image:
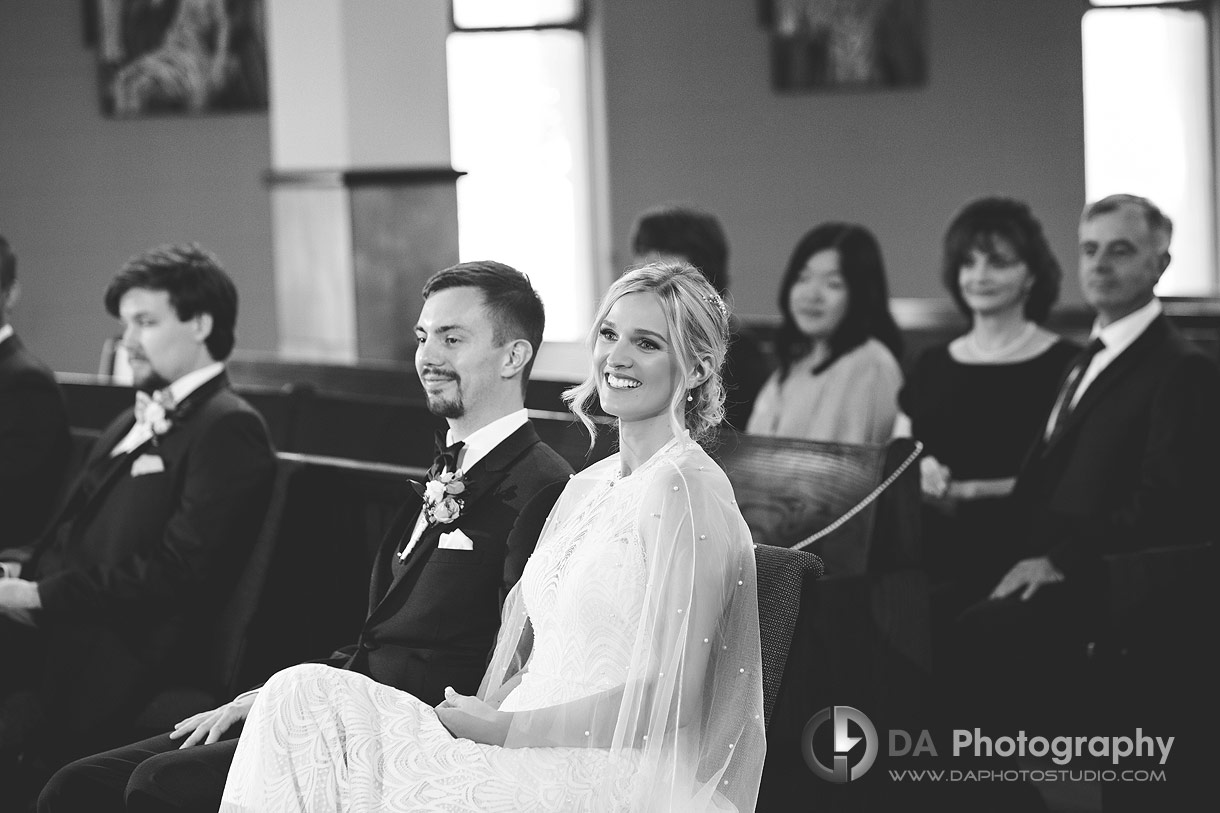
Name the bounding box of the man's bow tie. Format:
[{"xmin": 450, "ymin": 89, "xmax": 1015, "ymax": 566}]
[
  {"xmin": 429, "ymin": 431, "xmax": 465, "ymax": 479},
  {"xmin": 134, "ymin": 388, "xmax": 177, "ymax": 427}
]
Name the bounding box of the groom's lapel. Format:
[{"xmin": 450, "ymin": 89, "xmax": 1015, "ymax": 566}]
[
  {"xmin": 368, "ymin": 491, "xmax": 423, "ymax": 610},
  {"xmin": 374, "ymin": 423, "xmax": 542, "ymax": 608}
]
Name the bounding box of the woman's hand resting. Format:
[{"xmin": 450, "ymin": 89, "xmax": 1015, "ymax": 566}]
[
  {"xmin": 921, "ymin": 456, "xmax": 1016, "ymax": 509},
  {"xmin": 435, "ymin": 687, "xmax": 512, "ymax": 746}
]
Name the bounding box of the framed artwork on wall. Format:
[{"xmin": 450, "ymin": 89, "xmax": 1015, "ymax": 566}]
[
  {"xmin": 759, "ymin": 0, "xmax": 927, "ymax": 92},
  {"xmin": 89, "ymin": 0, "xmax": 268, "ymax": 117}
]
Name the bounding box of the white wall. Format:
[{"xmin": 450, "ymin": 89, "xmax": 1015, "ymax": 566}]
[
  {"xmin": 599, "ymin": 0, "xmax": 1087, "ymax": 316},
  {"xmin": 0, "ymin": 1, "xmax": 276, "ymax": 373}
]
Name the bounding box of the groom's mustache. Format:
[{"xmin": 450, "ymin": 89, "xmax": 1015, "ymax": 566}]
[{"xmin": 420, "ymin": 366, "xmax": 459, "ymax": 382}]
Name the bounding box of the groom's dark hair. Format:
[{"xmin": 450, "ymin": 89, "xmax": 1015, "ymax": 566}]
[{"xmin": 422, "ymin": 261, "xmax": 546, "ymax": 385}]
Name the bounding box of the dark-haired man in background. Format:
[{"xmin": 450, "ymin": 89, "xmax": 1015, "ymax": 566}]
[
  {"xmin": 0, "ymin": 243, "xmax": 275, "ymax": 789},
  {"xmin": 630, "ymin": 204, "xmax": 769, "ymax": 428},
  {"xmin": 0, "ymin": 235, "xmax": 70, "ymax": 551},
  {"xmin": 41, "ymin": 260, "xmax": 572, "ymax": 813}
]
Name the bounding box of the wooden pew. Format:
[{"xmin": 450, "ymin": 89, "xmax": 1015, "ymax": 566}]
[
  {"xmin": 55, "ymin": 377, "xmax": 615, "ymax": 473},
  {"xmin": 713, "ymin": 430, "xmax": 921, "ymax": 574},
  {"xmin": 226, "ymin": 352, "xmax": 578, "ymax": 414},
  {"xmin": 716, "ymin": 432, "xmax": 931, "ymax": 811}
]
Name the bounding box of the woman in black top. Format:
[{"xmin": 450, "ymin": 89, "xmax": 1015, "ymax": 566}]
[{"xmin": 896, "ymin": 198, "xmax": 1078, "ymax": 606}]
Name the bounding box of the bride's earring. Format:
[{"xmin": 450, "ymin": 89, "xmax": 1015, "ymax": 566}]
[{"xmin": 686, "ymin": 392, "xmax": 694, "ymax": 402}]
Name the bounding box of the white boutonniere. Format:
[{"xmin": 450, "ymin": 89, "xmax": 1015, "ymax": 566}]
[
  {"xmin": 135, "ymin": 390, "xmax": 177, "ymax": 446},
  {"xmin": 144, "ymin": 400, "xmax": 173, "ymax": 438},
  {"xmin": 411, "ymin": 469, "xmax": 469, "ymax": 527}
]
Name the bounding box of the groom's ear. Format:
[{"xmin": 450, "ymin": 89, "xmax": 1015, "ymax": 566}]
[{"xmin": 500, "ymin": 339, "xmax": 533, "ymax": 380}]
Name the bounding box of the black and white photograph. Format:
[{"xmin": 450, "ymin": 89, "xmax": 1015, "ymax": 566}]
[{"xmin": 1, "ymin": 0, "xmax": 1217, "ymax": 810}]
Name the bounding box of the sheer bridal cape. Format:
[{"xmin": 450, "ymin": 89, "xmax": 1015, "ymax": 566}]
[{"xmin": 220, "ymin": 433, "xmax": 766, "ymax": 812}]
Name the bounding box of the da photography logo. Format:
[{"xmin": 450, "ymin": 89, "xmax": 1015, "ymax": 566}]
[{"xmin": 803, "ymin": 705, "xmax": 879, "ymax": 783}]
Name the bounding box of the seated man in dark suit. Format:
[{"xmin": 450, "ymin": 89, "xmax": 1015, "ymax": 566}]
[
  {"xmin": 40, "ymin": 261, "xmax": 573, "ymax": 813},
  {"xmin": 951, "ymin": 195, "xmax": 1220, "ymax": 808},
  {"xmin": 631, "ymin": 204, "xmax": 770, "ymax": 429},
  {"xmin": 0, "ymin": 243, "xmax": 276, "ymax": 787},
  {"xmin": 0, "ymin": 235, "xmax": 71, "ymax": 550}
]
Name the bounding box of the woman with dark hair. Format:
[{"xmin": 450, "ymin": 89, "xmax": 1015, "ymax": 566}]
[
  {"xmin": 746, "ymin": 222, "xmax": 904, "ymax": 443},
  {"xmin": 894, "ymin": 197, "xmax": 1077, "ymax": 608}
]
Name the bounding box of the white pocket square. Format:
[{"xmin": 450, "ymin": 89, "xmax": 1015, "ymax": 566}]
[
  {"xmin": 437, "ymin": 530, "xmax": 474, "ymax": 551},
  {"xmin": 131, "ymin": 454, "xmax": 166, "ymax": 477}
]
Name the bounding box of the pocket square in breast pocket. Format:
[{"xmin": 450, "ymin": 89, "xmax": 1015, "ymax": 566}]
[
  {"xmin": 130, "ymin": 454, "xmax": 166, "ymax": 477},
  {"xmin": 438, "ymin": 530, "xmax": 475, "ymax": 550}
]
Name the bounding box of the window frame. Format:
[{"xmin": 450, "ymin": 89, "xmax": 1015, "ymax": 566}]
[{"xmin": 450, "ymin": 0, "xmax": 589, "ymax": 33}]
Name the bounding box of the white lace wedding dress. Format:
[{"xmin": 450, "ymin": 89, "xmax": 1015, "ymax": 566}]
[{"xmin": 220, "ymin": 435, "xmax": 765, "ymax": 812}]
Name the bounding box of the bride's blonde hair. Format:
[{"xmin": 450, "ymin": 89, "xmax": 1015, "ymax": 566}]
[{"xmin": 565, "ymin": 259, "xmax": 730, "ymax": 443}]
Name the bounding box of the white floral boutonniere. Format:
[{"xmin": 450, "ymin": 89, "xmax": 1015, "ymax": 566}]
[
  {"xmin": 411, "ymin": 469, "xmax": 469, "ymax": 527},
  {"xmin": 135, "ymin": 390, "xmax": 177, "ymax": 446},
  {"xmin": 145, "ymin": 401, "xmax": 173, "ymax": 438}
]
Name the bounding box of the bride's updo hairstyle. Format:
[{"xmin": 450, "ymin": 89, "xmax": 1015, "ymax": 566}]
[{"xmin": 565, "ymin": 259, "xmax": 731, "ymax": 442}]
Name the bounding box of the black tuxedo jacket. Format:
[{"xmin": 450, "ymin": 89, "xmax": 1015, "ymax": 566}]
[
  {"xmin": 11, "ymin": 371, "xmax": 275, "ymax": 674},
  {"xmin": 329, "ymin": 421, "xmax": 572, "ymax": 705},
  {"xmin": 0, "ymin": 333, "xmax": 70, "ymax": 544},
  {"xmin": 1012, "ymin": 315, "xmax": 1220, "ymax": 576}
]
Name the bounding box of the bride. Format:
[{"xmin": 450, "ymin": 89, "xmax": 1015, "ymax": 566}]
[{"xmin": 219, "ymin": 261, "xmax": 766, "ymax": 812}]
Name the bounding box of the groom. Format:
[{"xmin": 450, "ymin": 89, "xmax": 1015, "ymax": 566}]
[{"xmin": 40, "ymin": 261, "xmax": 574, "ymax": 813}]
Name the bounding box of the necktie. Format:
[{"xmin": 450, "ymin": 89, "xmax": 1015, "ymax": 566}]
[{"xmin": 1044, "ymin": 337, "xmax": 1105, "ymax": 441}]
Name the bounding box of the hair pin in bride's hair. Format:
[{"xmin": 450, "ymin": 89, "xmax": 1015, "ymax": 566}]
[{"xmin": 702, "ymin": 292, "xmax": 728, "ymax": 321}]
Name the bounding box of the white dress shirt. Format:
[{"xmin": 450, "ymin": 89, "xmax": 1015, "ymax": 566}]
[
  {"xmin": 110, "ymin": 362, "xmax": 226, "ymax": 457},
  {"xmin": 400, "ymin": 408, "xmax": 529, "ymax": 559},
  {"xmin": 0, "ymin": 324, "xmax": 14, "ymax": 345}
]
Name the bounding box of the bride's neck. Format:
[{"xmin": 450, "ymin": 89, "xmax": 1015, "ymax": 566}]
[{"xmin": 618, "ymin": 413, "xmax": 678, "ymax": 475}]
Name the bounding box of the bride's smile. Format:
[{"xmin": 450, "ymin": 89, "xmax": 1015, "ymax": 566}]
[{"xmin": 593, "ymin": 291, "xmax": 682, "ymax": 432}]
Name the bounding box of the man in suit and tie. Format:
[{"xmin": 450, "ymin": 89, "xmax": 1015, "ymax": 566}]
[
  {"xmin": 0, "ymin": 243, "xmax": 276, "ymax": 792},
  {"xmin": 950, "ymin": 195, "xmax": 1220, "ymax": 810},
  {"xmin": 986, "ymin": 194, "xmax": 1220, "ymax": 602},
  {"xmin": 0, "ymin": 235, "xmax": 71, "ymax": 550},
  {"xmin": 40, "ymin": 261, "xmax": 573, "ymax": 813}
]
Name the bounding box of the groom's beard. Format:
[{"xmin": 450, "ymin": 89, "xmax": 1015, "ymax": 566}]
[
  {"xmin": 426, "ymin": 388, "xmax": 465, "ymax": 419},
  {"xmin": 421, "ymin": 367, "xmax": 465, "ymax": 419}
]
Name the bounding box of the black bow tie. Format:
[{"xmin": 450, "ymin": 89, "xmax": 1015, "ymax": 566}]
[{"xmin": 429, "ymin": 432, "xmax": 465, "ymax": 479}]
